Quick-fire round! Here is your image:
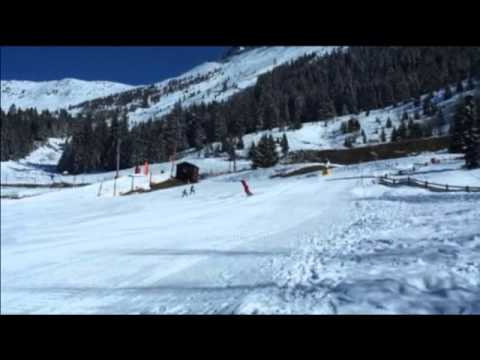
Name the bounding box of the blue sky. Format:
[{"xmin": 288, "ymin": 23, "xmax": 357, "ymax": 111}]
[{"xmin": 0, "ymin": 47, "xmax": 228, "ymax": 85}]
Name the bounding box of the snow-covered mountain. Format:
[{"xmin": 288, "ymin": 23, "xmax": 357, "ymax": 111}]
[
  {"xmin": 0, "ymin": 78, "xmax": 135, "ymax": 112},
  {"xmin": 70, "ymin": 46, "xmax": 340, "ymax": 124},
  {"xmin": 1, "ymin": 47, "xmax": 338, "ymax": 120}
]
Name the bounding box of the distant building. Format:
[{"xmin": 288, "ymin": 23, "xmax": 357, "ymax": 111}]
[{"xmin": 176, "ymin": 162, "xmax": 199, "ymax": 183}]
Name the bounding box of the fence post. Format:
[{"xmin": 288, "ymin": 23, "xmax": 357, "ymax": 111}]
[
  {"xmin": 446, "ymin": 184, "xmax": 449, "ymax": 191},
  {"xmin": 97, "ymin": 182, "xmax": 103, "ymax": 197},
  {"xmin": 113, "ymin": 177, "xmax": 117, "ymax": 197},
  {"xmin": 425, "ymin": 181, "xmax": 428, "ymax": 188},
  {"xmin": 466, "ymin": 186, "xmax": 470, "ymax": 193},
  {"xmin": 131, "ymin": 176, "xmax": 135, "ymax": 192}
]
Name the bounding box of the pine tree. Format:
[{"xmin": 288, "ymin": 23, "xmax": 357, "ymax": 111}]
[
  {"xmin": 464, "ymin": 96, "xmax": 480, "ymax": 169},
  {"xmin": 443, "ymin": 85, "xmax": 453, "ymax": 100},
  {"xmin": 343, "ymin": 136, "xmax": 353, "ymax": 148},
  {"xmin": 449, "ymin": 97, "xmax": 468, "ymax": 153},
  {"xmin": 380, "ymin": 128, "xmax": 386, "ymax": 142},
  {"xmin": 423, "ymin": 95, "xmax": 435, "ymax": 116},
  {"xmin": 280, "ymin": 133, "xmax": 289, "ymax": 157},
  {"xmin": 407, "ymin": 119, "xmax": 414, "ymax": 138},
  {"xmin": 192, "ymin": 120, "xmax": 207, "ymax": 151},
  {"xmin": 466, "ymin": 77, "xmax": 475, "ymax": 91},
  {"xmin": 213, "ymin": 144, "xmax": 222, "ymax": 157},
  {"xmin": 434, "ymin": 109, "xmax": 447, "ymax": 135},
  {"xmin": 350, "ymin": 117, "xmax": 360, "ymax": 132},
  {"xmin": 413, "ymin": 97, "xmax": 421, "ymax": 108},
  {"xmin": 386, "ymin": 117, "xmax": 392, "ymax": 128},
  {"xmin": 237, "ymin": 137, "xmax": 245, "ymax": 150},
  {"xmin": 397, "ymin": 120, "xmax": 408, "ymax": 140},
  {"xmin": 423, "ymin": 122, "xmax": 433, "ymax": 138},
  {"xmin": 252, "ymin": 134, "xmax": 279, "ymax": 168},
  {"xmin": 391, "ymin": 127, "xmax": 398, "ymax": 142},
  {"xmin": 408, "ymin": 120, "xmax": 423, "ymax": 139},
  {"xmin": 247, "ymin": 141, "xmax": 257, "ymax": 160}
]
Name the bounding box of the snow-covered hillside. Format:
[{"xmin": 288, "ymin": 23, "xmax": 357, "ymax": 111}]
[
  {"xmin": 239, "ymin": 85, "xmax": 477, "ymax": 154},
  {"xmin": 1, "ymin": 138, "xmax": 66, "ymax": 185},
  {"xmin": 70, "ymin": 47, "xmax": 339, "ymax": 124},
  {"xmin": 1, "ymin": 78, "xmax": 135, "ymax": 111},
  {"xmin": 130, "ymin": 46, "xmax": 339, "ymax": 123},
  {"xmin": 2, "ymin": 153, "xmax": 479, "ymax": 314}
]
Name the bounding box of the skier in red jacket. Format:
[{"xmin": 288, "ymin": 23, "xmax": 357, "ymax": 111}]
[{"xmin": 241, "ymin": 179, "xmax": 253, "ymax": 196}]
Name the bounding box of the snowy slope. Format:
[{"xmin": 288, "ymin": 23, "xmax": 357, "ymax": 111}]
[
  {"xmin": 0, "ymin": 140, "xmax": 251, "ymax": 187},
  {"xmin": 1, "ymin": 138, "xmax": 66, "ymax": 185},
  {"xmin": 2, "ymin": 153, "xmax": 479, "ymax": 314},
  {"xmin": 1, "ymin": 78, "xmax": 135, "ymax": 111},
  {"xmin": 239, "ymin": 86, "xmax": 477, "ymax": 154},
  {"xmin": 70, "ymin": 47, "xmax": 339, "ymax": 124}
]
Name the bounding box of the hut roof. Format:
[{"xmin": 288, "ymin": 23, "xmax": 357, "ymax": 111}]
[{"xmin": 177, "ymin": 162, "xmax": 199, "ymax": 169}]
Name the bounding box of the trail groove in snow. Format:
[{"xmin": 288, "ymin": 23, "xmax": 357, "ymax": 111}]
[{"xmin": 2, "ymin": 154, "xmax": 479, "ymax": 314}]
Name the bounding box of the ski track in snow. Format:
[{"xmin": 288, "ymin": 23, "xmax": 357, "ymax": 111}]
[
  {"xmin": 2, "ymin": 152, "xmax": 480, "ymax": 314},
  {"xmin": 238, "ymin": 182, "xmax": 480, "ymax": 314}
]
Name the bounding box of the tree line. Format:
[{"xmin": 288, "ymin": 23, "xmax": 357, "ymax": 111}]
[
  {"xmin": 449, "ymin": 94, "xmax": 480, "ymax": 169},
  {"xmin": 1, "ymin": 106, "xmax": 76, "ymax": 161}
]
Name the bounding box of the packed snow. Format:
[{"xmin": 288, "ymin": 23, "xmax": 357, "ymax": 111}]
[
  {"xmin": 2, "ymin": 152, "xmax": 479, "ymax": 314},
  {"xmin": 1, "ymin": 78, "xmax": 135, "ymax": 111}
]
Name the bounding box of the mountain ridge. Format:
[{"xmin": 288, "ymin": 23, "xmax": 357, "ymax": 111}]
[
  {"xmin": 1, "ymin": 78, "xmax": 136, "ymax": 112},
  {"xmin": 1, "ymin": 47, "xmax": 338, "ymax": 119}
]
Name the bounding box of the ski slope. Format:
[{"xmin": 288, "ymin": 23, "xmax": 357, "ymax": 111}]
[
  {"xmin": 2, "ymin": 153, "xmax": 479, "ymax": 314},
  {"xmin": 1, "ymin": 138, "xmax": 66, "ymax": 186}
]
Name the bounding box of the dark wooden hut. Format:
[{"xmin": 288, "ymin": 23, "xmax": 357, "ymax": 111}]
[{"xmin": 176, "ymin": 162, "xmax": 199, "ymax": 183}]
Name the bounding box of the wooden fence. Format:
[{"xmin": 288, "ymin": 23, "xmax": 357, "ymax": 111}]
[{"xmin": 378, "ymin": 175, "xmax": 480, "ymax": 193}]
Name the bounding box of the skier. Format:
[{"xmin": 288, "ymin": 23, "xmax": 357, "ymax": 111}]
[
  {"xmin": 182, "ymin": 188, "xmax": 188, "ymax": 198},
  {"xmin": 190, "ymin": 185, "xmax": 195, "ymax": 195},
  {"xmin": 241, "ymin": 179, "xmax": 253, "ymax": 196}
]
